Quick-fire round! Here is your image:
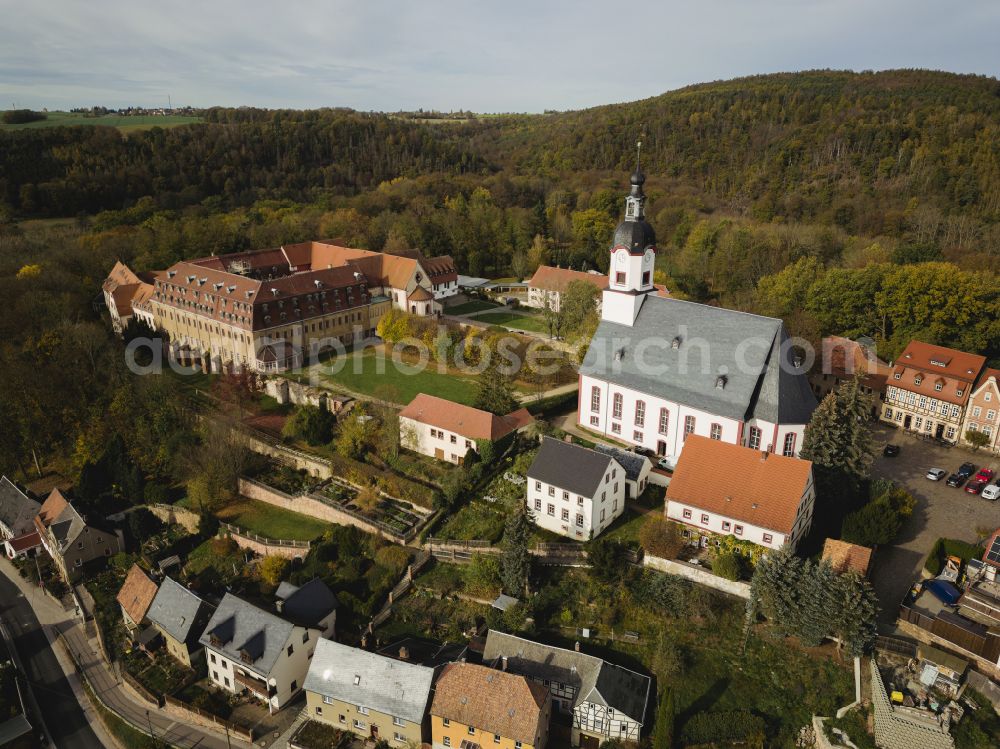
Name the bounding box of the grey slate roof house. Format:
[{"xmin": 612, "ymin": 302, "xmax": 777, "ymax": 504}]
[
  {"xmin": 200, "ymin": 593, "xmax": 325, "ymax": 712},
  {"xmin": 593, "ymin": 444, "xmax": 653, "ymax": 498},
  {"xmin": 274, "ymin": 577, "xmax": 338, "ymax": 638},
  {"xmin": 483, "ymin": 630, "xmax": 651, "ymax": 747},
  {"xmin": 145, "ymin": 577, "xmax": 214, "ymax": 667},
  {"xmin": 33, "ymin": 489, "xmax": 121, "ymax": 582},
  {"xmin": 527, "ymin": 438, "xmax": 627, "ymax": 540},
  {"xmin": 0, "ymin": 476, "xmax": 40, "ymax": 540},
  {"xmin": 304, "ymin": 639, "xmax": 435, "ymax": 744}
]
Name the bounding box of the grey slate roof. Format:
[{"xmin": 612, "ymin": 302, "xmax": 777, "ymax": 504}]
[
  {"xmin": 593, "ymin": 445, "xmax": 650, "ymax": 483},
  {"xmin": 199, "ymin": 593, "xmax": 295, "ymax": 677},
  {"xmin": 0, "ymin": 477, "xmax": 40, "ymax": 537},
  {"xmin": 612, "ymin": 220, "xmax": 656, "ymax": 253},
  {"xmin": 303, "ymin": 639, "xmax": 434, "ymax": 723},
  {"xmin": 146, "ymin": 577, "xmax": 214, "ymax": 647},
  {"xmin": 280, "ymin": 577, "xmax": 338, "ymax": 628},
  {"xmin": 527, "ymin": 438, "xmax": 616, "ymax": 498},
  {"xmin": 580, "ymin": 296, "xmax": 816, "ymax": 424},
  {"xmin": 482, "ymin": 631, "xmax": 650, "ymax": 723}
]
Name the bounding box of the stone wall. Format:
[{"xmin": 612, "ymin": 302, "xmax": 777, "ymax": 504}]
[
  {"xmin": 263, "ymin": 377, "xmax": 354, "ymax": 411},
  {"xmin": 643, "ymin": 554, "xmax": 751, "ymax": 599},
  {"xmin": 237, "ymin": 431, "xmax": 332, "ymax": 478},
  {"xmin": 147, "ymin": 503, "xmax": 200, "ymax": 534},
  {"xmin": 222, "ymin": 526, "xmax": 310, "ymax": 560}
]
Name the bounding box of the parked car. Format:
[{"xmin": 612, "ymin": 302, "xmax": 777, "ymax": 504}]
[
  {"xmin": 656, "ymin": 457, "xmax": 673, "ymax": 471},
  {"xmin": 632, "ymin": 446, "xmax": 655, "ymax": 458},
  {"xmin": 946, "ymin": 473, "xmax": 966, "ymax": 487},
  {"xmin": 926, "ymin": 468, "xmax": 947, "ymax": 481},
  {"xmin": 966, "ymin": 479, "xmax": 987, "ymax": 495},
  {"xmin": 975, "ymin": 468, "xmax": 995, "ymax": 482},
  {"xmin": 883, "ymin": 444, "xmax": 900, "ymax": 457},
  {"xmin": 981, "ymin": 484, "xmax": 1000, "ymax": 501},
  {"xmin": 958, "ymin": 462, "xmax": 977, "ymax": 479}
]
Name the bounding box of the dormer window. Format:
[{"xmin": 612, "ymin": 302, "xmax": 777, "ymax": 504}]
[
  {"xmin": 934, "ymin": 382, "xmax": 943, "ymax": 391},
  {"xmin": 671, "ymin": 336, "xmax": 682, "ymax": 350},
  {"xmin": 894, "ymin": 373, "xmax": 901, "ymax": 380},
  {"xmin": 957, "ymin": 389, "xmax": 964, "ymax": 397},
  {"xmin": 715, "ymin": 375, "xmax": 727, "ymax": 390},
  {"xmin": 914, "ymin": 376, "xmax": 922, "ymax": 386}
]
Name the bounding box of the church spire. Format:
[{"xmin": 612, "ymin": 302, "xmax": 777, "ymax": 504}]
[{"xmin": 625, "ymin": 137, "xmax": 646, "ymax": 220}]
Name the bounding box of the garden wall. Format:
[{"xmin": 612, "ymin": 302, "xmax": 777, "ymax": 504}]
[
  {"xmin": 148, "ymin": 503, "xmax": 200, "ymax": 534},
  {"xmin": 237, "ymin": 477, "xmax": 416, "ymax": 542},
  {"xmin": 223, "ymin": 525, "xmax": 310, "ymax": 560},
  {"xmin": 643, "ymin": 554, "xmax": 751, "ymax": 599},
  {"xmin": 162, "ymin": 695, "xmax": 254, "ymax": 743}
]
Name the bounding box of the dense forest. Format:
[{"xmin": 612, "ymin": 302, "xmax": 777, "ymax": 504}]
[{"xmin": 2, "ymin": 68, "xmax": 1000, "ymax": 479}]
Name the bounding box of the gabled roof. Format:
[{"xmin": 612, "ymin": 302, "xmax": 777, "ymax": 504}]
[
  {"xmin": 430, "ymin": 662, "xmax": 548, "ymax": 745},
  {"xmin": 103, "ymin": 260, "xmax": 141, "ymax": 293},
  {"xmin": 199, "ymin": 593, "xmax": 297, "ymax": 677},
  {"xmin": 822, "ymin": 538, "xmax": 873, "ymax": 577},
  {"xmin": 279, "ymin": 578, "xmax": 338, "ymax": 628},
  {"xmin": 421, "ymin": 255, "xmax": 458, "ymax": 284},
  {"xmin": 889, "ymin": 340, "xmax": 986, "ymax": 406},
  {"xmin": 146, "ymin": 577, "xmax": 213, "ymax": 647},
  {"xmin": 35, "ymin": 488, "xmax": 70, "ymax": 529},
  {"xmin": 6, "ymin": 531, "xmax": 41, "ymax": 553},
  {"xmin": 581, "ymin": 296, "xmax": 816, "ymax": 424},
  {"xmin": 482, "ymin": 631, "xmax": 650, "ymax": 723},
  {"xmin": 528, "ymin": 265, "xmax": 607, "ymax": 293},
  {"xmin": 35, "ymin": 490, "xmax": 93, "ymax": 551},
  {"xmin": 528, "ymin": 437, "xmax": 616, "ymax": 498},
  {"xmin": 303, "ymin": 640, "xmax": 434, "ymax": 723},
  {"xmin": 666, "ymin": 436, "xmax": 813, "ymax": 535},
  {"xmin": 820, "ymin": 336, "xmax": 890, "ymax": 390},
  {"xmin": 0, "ymin": 476, "xmax": 40, "ymax": 537},
  {"xmin": 116, "ymin": 564, "xmax": 159, "ymax": 625},
  {"xmin": 398, "ymin": 394, "xmax": 533, "ymax": 441},
  {"xmin": 593, "ymin": 445, "xmax": 651, "ymax": 483}
]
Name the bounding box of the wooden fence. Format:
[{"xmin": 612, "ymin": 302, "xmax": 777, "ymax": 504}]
[
  {"xmin": 121, "ymin": 669, "xmax": 163, "ymax": 707},
  {"xmin": 364, "ymin": 551, "xmax": 432, "ymax": 635},
  {"xmin": 163, "ymin": 694, "xmax": 255, "ymax": 742},
  {"xmin": 221, "ymin": 522, "xmax": 311, "ymax": 559}
]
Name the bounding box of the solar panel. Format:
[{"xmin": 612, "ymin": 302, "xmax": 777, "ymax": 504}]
[{"xmin": 987, "ymin": 535, "xmax": 1000, "ymax": 565}]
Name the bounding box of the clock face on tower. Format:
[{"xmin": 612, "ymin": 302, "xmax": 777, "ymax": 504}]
[
  {"xmin": 615, "ymin": 249, "xmax": 629, "ymax": 268},
  {"xmin": 643, "ymin": 249, "xmax": 654, "ymax": 266}
]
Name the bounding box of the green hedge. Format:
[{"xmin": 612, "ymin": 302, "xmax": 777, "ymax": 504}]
[
  {"xmin": 925, "ymin": 538, "xmax": 983, "ymax": 575},
  {"xmin": 526, "ymin": 389, "xmax": 578, "ymax": 416},
  {"xmin": 681, "ymin": 710, "xmax": 766, "ymax": 746}
]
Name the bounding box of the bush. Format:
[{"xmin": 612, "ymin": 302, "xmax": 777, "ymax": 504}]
[
  {"xmin": 925, "ymin": 538, "xmax": 983, "ymax": 575},
  {"xmin": 842, "ymin": 485, "xmax": 915, "ymax": 547},
  {"xmin": 639, "ymin": 516, "xmax": 685, "ymax": 560},
  {"xmin": 259, "ymin": 556, "xmax": 290, "ymax": 586},
  {"xmin": 681, "ymin": 710, "xmax": 766, "ymax": 746},
  {"xmin": 711, "ymin": 550, "xmax": 743, "ymax": 581},
  {"xmin": 143, "ymin": 482, "xmax": 171, "ymax": 505},
  {"xmin": 374, "ymin": 545, "xmax": 410, "ymax": 578}
]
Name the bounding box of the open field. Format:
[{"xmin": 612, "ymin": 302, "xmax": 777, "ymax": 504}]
[
  {"xmin": 473, "ymin": 311, "xmax": 550, "ymax": 334},
  {"xmin": 1, "ymin": 111, "xmax": 202, "ymax": 132},
  {"xmin": 314, "ymin": 348, "xmax": 481, "ymax": 405},
  {"xmin": 216, "ymin": 497, "xmax": 331, "ymax": 541}
]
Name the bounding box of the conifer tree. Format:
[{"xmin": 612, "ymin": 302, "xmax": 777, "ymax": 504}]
[
  {"xmin": 653, "ymin": 687, "xmax": 674, "ymax": 749},
  {"xmin": 800, "ymin": 375, "xmax": 873, "ymax": 490},
  {"xmin": 500, "ymin": 504, "xmax": 532, "ymax": 596},
  {"xmin": 474, "ymin": 362, "xmax": 519, "ymax": 416}
]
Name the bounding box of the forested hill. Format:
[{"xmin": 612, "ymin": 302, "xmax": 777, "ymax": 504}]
[
  {"xmin": 3, "ymin": 69, "xmax": 999, "ymax": 227},
  {"xmin": 466, "ymin": 69, "xmax": 1000, "ymax": 230}
]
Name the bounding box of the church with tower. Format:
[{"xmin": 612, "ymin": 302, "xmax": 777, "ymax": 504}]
[{"xmin": 578, "ymin": 158, "xmax": 817, "ymax": 466}]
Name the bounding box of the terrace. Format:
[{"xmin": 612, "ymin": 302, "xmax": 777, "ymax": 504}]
[{"xmin": 309, "ymin": 478, "xmax": 426, "ymax": 539}]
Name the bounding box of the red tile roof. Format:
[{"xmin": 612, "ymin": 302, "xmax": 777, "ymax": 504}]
[
  {"xmin": 666, "ymin": 436, "xmax": 813, "ymax": 534},
  {"xmin": 103, "ymin": 260, "xmax": 141, "ymax": 293},
  {"xmin": 822, "ymin": 538, "xmax": 873, "ymax": 576},
  {"xmin": 398, "ymin": 394, "xmax": 533, "ymax": 441},
  {"xmin": 116, "ymin": 564, "xmax": 159, "ymax": 624},
  {"xmin": 6, "ymin": 531, "xmax": 41, "ymax": 553},
  {"xmin": 430, "ymin": 662, "xmax": 548, "ymax": 745},
  {"xmin": 821, "ymin": 336, "xmax": 890, "ymax": 390},
  {"xmin": 528, "ymin": 265, "xmax": 608, "ymax": 293},
  {"xmin": 890, "ymin": 340, "xmax": 986, "ymax": 406}
]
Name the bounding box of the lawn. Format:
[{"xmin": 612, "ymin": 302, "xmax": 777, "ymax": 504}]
[
  {"xmin": 316, "ymin": 348, "xmax": 481, "ymax": 405},
  {"xmin": 436, "ymin": 500, "xmax": 508, "ymax": 543},
  {"xmin": 446, "ymin": 300, "xmax": 501, "ymax": 315},
  {"xmin": 0, "ymin": 111, "xmax": 203, "ymax": 131},
  {"xmin": 601, "ymin": 509, "xmax": 647, "ymax": 545},
  {"xmin": 216, "ymin": 497, "xmax": 331, "ymax": 541},
  {"xmin": 473, "ymin": 311, "xmax": 551, "ymax": 334}
]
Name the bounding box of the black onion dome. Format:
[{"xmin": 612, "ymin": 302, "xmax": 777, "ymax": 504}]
[
  {"xmin": 612, "ymin": 219, "xmax": 656, "ymax": 253},
  {"xmin": 630, "ymin": 168, "xmax": 646, "ymax": 186}
]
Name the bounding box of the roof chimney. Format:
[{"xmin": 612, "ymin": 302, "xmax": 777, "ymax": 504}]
[
  {"xmin": 761, "ymin": 452, "xmax": 769, "ymax": 462},
  {"xmin": 501, "ymin": 655, "xmax": 508, "ymax": 671},
  {"xmin": 574, "ymin": 641, "xmax": 581, "ymax": 652},
  {"xmin": 399, "ymin": 646, "xmax": 410, "ymax": 660}
]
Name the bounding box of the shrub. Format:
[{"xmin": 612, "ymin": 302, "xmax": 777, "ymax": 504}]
[
  {"xmin": 639, "ymin": 516, "xmax": 685, "ymax": 560},
  {"xmin": 711, "ymin": 550, "xmax": 743, "ymax": 581},
  {"xmin": 374, "ymin": 545, "xmax": 410, "ymax": 578},
  {"xmin": 842, "ymin": 485, "xmax": 915, "ymax": 547},
  {"xmin": 259, "ymin": 556, "xmax": 291, "ymax": 586},
  {"xmin": 681, "ymin": 710, "xmax": 766, "ymax": 746},
  {"xmin": 210, "ymin": 536, "xmax": 237, "ymax": 556}
]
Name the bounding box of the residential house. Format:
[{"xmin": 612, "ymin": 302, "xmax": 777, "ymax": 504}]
[
  {"xmin": 483, "ymin": 631, "xmax": 651, "ymax": 748},
  {"xmin": 961, "ymin": 368, "xmax": 1000, "ymax": 453},
  {"xmin": 145, "ymin": 577, "xmax": 214, "ymax": 667},
  {"xmin": 593, "ymin": 445, "xmax": 652, "ymax": 499},
  {"xmin": 880, "ymin": 340, "xmax": 986, "ymax": 443},
  {"xmin": 430, "ymin": 662, "xmax": 551, "ymax": 749},
  {"xmin": 399, "ymin": 393, "xmax": 534, "ymax": 465},
  {"xmin": 821, "ymin": 539, "xmax": 873, "ymax": 578},
  {"xmin": 526, "ymin": 266, "xmax": 608, "ymax": 313},
  {"xmin": 304, "ymin": 639, "xmax": 434, "ymax": 745},
  {"xmin": 0, "ymin": 477, "xmax": 41, "ymax": 559},
  {"xmin": 578, "ymin": 167, "xmax": 816, "ymax": 465},
  {"xmin": 274, "ymin": 577, "xmax": 339, "ymax": 639},
  {"xmin": 665, "ymin": 436, "xmax": 815, "ymax": 551},
  {"xmin": 102, "ymin": 260, "xmax": 143, "ymax": 335},
  {"xmin": 396, "ymin": 250, "xmax": 459, "ymax": 300},
  {"xmin": 810, "ymin": 336, "xmax": 891, "ymax": 412},
  {"xmin": 34, "ymin": 489, "xmax": 121, "ymax": 582},
  {"xmin": 527, "ymin": 437, "xmax": 627, "ymax": 540},
  {"xmin": 200, "ymin": 593, "xmax": 325, "ymax": 712},
  {"xmin": 116, "ymin": 563, "xmax": 159, "ymax": 633}
]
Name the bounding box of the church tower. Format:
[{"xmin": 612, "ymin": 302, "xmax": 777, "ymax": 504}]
[{"xmin": 602, "ymin": 143, "xmax": 657, "ymax": 327}]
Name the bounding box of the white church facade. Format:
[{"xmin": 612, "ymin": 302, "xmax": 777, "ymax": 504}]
[{"xmin": 577, "ymin": 163, "xmax": 817, "ymax": 468}]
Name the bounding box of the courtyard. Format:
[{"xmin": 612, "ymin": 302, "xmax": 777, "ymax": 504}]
[{"xmin": 867, "ymin": 424, "xmax": 999, "ymax": 629}]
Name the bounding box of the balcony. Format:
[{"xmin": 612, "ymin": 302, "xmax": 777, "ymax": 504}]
[{"xmin": 234, "ymin": 669, "xmax": 273, "ymax": 698}]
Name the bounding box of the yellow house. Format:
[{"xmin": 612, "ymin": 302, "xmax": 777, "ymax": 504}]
[{"xmin": 430, "ymin": 662, "xmax": 551, "ymax": 749}]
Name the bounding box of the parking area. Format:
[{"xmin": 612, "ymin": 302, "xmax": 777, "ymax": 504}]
[{"xmin": 868, "ymin": 424, "xmax": 1000, "ymax": 628}]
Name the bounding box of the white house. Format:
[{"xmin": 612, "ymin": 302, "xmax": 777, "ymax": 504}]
[
  {"xmin": 0, "ymin": 476, "xmax": 40, "ymax": 542},
  {"xmin": 578, "ymin": 167, "xmax": 816, "ymax": 468},
  {"xmin": 398, "ymin": 393, "xmax": 534, "ymax": 465},
  {"xmin": 199, "ymin": 593, "xmax": 329, "ymax": 713},
  {"xmin": 526, "ymin": 437, "xmax": 626, "ymax": 540},
  {"xmin": 526, "ymin": 266, "xmax": 608, "ymax": 312},
  {"xmin": 665, "ymin": 435, "xmax": 815, "ymax": 551},
  {"xmin": 593, "ymin": 444, "xmax": 653, "ymax": 499},
  {"xmin": 482, "ymin": 630, "xmax": 651, "ymax": 747}
]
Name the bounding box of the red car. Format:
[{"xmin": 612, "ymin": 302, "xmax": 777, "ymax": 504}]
[
  {"xmin": 975, "ymin": 468, "xmax": 995, "ymax": 482},
  {"xmin": 966, "ymin": 479, "xmax": 988, "ymax": 495}
]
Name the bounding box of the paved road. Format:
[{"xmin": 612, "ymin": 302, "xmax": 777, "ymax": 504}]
[
  {"xmin": 868, "ymin": 425, "xmax": 1000, "ymax": 629},
  {"xmin": 0, "ymin": 573, "xmax": 102, "ymax": 749}
]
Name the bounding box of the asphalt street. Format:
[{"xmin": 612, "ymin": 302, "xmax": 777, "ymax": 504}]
[{"xmin": 0, "ymin": 572, "xmax": 102, "ymax": 749}]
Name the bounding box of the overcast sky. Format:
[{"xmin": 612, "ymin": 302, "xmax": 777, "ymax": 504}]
[{"xmin": 2, "ymin": 0, "xmax": 998, "ymax": 113}]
